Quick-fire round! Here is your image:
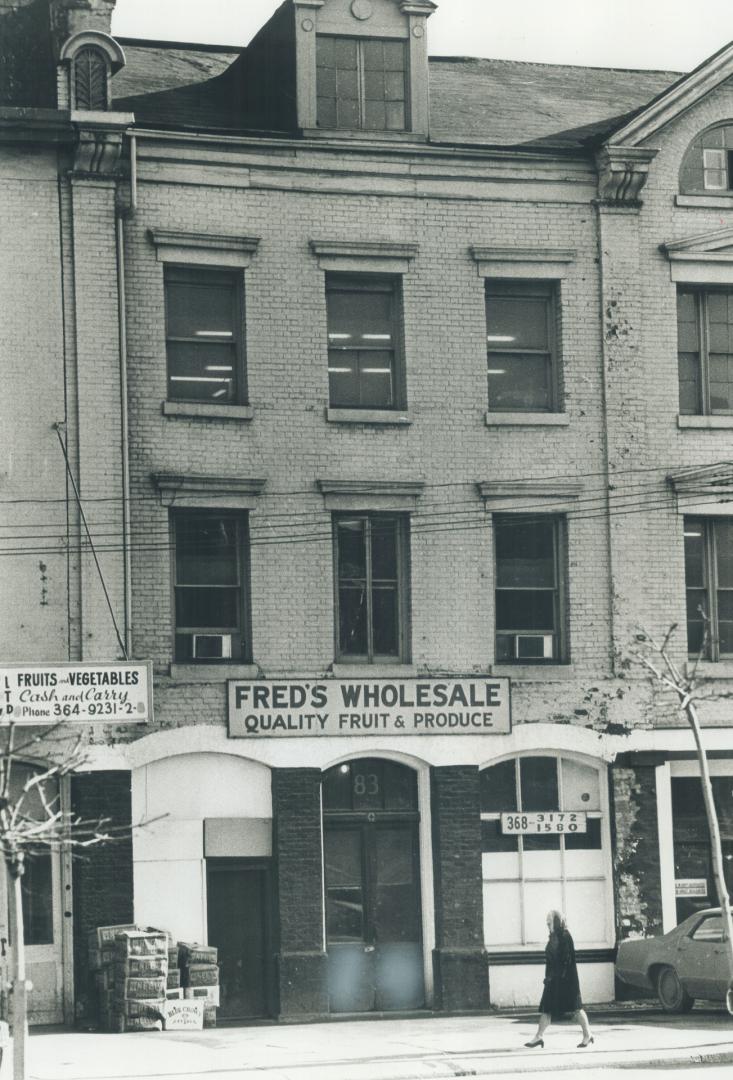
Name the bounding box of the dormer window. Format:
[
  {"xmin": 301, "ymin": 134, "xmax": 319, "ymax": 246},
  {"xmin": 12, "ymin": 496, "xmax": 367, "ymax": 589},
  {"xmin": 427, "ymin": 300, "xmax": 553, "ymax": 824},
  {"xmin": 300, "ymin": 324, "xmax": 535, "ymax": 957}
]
[
  {"xmin": 680, "ymin": 123, "xmax": 733, "ymax": 194},
  {"xmin": 316, "ymin": 35, "xmax": 406, "ymax": 131},
  {"xmin": 59, "ymin": 30, "xmax": 125, "ymax": 113},
  {"xmin": 73, "ymin": 46, "xmax": 109, "ymax": 111}
]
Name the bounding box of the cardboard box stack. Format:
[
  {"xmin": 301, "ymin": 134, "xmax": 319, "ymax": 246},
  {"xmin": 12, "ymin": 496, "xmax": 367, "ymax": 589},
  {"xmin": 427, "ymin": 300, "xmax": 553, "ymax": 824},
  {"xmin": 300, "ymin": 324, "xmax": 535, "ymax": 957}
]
[
  {"xmin": 166, "ymin": 945, "xmax": 182, "ymax": 1000},
  {"xmin": 112, "ymin": 929, "xmax": 168, "ymax": 1032},
  {"xmin": 179, "ymin": 943, "xmax": 219, "ymax": 1028},
  {"xmin": 88, "ymin": 924, "xmax": 138, "ymax": 1031},
  {"xmin": 87, "ymin": 925, "xmax": 169, "ymax": 1032}
]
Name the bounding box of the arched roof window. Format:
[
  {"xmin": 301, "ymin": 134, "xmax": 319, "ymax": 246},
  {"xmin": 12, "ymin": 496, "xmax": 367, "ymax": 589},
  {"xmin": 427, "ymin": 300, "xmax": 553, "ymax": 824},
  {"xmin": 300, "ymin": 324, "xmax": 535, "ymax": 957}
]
[
  {"xmin": 73, "ymin": 46, "xmax": 109, "ymax": 111},
  {"xmin": 680, "ymin": 123, "xmax": 733, "ymax": 193}
]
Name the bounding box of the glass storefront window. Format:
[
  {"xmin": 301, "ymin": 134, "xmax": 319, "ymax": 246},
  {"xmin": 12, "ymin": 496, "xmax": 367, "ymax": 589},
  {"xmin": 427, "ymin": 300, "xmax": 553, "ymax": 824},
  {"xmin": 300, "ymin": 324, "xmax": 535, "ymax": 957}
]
[{"xmin": 480, "ymin": 754, "xmax": 609, "ymax": 949}]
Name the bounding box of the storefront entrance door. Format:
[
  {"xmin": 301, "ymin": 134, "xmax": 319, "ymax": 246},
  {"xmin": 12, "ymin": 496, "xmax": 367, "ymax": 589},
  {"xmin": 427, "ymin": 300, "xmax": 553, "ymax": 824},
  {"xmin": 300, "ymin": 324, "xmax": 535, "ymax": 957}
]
[
  {"xmin": 0, "ymin": 851, "xmax": 64, "ymax": 1026},
  {"xmin": 322, "ymin": 759, "xmax": 424, "ymax": 1014},
  {"xmin": 206, "ymin": 860, "xmax": 271, "ymax": 1020}
]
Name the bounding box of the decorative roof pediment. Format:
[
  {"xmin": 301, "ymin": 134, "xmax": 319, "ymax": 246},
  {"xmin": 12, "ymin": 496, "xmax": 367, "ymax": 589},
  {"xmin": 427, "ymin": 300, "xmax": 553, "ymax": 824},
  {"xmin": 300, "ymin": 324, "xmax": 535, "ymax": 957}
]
[{"xmin": 606, "ymin": 40, "xmax": 733, "ymax": 147}]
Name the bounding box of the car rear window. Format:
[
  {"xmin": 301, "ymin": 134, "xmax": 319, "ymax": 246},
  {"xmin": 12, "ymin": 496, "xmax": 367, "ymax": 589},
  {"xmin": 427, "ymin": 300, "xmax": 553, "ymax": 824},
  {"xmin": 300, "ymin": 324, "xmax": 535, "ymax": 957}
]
[{"xmin": 692, "ymin": 915, "xmax": 723, "ymax": 941}]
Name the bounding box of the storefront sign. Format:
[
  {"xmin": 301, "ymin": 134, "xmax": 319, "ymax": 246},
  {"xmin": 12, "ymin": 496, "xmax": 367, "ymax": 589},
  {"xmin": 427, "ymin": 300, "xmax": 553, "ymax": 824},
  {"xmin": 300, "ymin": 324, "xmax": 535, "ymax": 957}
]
[
  {"xmin": 228, "ymin": 677, "xmax": 510, "ymax": 738},
  {"xmin": 501, "ymin": 811, "xmax": 587, "ymax": 834},
  {"xmin": 0, "ymin": 663, "xmax": 152, "ymax": 724},
  {"xmin": 675, "ymin": 878, "xmax": 708, "ymax": 898}
]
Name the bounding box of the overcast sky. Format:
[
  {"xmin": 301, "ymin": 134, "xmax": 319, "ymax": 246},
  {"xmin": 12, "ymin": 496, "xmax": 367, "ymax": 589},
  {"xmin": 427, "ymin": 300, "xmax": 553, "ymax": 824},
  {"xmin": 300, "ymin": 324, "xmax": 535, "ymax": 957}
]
[{"xmin": 110, "ymin": 0, "xmax": 733, "ymax": 72}]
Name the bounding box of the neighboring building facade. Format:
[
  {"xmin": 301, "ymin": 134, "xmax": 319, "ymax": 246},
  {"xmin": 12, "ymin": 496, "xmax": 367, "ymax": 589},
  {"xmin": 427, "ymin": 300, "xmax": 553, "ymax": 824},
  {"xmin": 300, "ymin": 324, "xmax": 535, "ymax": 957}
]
[{"xmin": 2, "ymin": 0, "xmax": 733, "ymax": 1026}]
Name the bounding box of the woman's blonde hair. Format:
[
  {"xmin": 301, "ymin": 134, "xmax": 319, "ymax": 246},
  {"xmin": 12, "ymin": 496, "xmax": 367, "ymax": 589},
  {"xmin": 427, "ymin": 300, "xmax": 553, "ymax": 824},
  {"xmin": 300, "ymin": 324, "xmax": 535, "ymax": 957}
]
[{"xmin": 547, "ymin": 909, "xmax": 567, "ymax": 933}]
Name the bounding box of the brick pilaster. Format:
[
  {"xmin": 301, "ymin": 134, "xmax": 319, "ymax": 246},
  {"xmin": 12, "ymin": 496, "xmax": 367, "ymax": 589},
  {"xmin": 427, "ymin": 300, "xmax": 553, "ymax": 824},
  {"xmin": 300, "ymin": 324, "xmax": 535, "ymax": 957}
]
[
  {"xmin": 272, "ymin": 767, "xmax": 328, "ymax": 1018},
  {"xmin": 430, "ymin": 765, "xmax": 489, "ymax": 1012}
]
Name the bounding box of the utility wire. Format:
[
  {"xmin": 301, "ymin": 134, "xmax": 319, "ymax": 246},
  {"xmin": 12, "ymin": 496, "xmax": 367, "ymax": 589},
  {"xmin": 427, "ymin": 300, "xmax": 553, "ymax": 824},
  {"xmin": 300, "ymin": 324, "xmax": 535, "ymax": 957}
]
[
  {"xmin": 0, "ymin": 459, "xmax": 723, "ymax": 508},
  {"xmin": 0, "ymin": 486, "xmax": 727, "ymax": 559},
  {"xmin": 53, "ymin": 425, "xmax": 128, "ymax": 658}
]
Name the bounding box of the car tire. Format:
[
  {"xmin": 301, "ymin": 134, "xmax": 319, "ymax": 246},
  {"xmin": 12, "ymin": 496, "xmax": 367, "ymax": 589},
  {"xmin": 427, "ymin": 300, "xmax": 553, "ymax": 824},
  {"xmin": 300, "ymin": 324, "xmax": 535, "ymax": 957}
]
[{"xmin": 656, "ymin": 966, "xmax": 694, "ymax": 1013}]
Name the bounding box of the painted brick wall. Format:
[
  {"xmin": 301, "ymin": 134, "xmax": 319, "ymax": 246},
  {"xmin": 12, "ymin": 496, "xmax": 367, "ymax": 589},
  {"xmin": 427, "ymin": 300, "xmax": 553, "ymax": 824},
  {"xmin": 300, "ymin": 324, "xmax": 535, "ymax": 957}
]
[
  {"xmin": 430, "ymin": 765, "xmax": 488, "ymax": 1011},
  {"xmin": 70, "ymin": 771, "xmax": 133, "ymax": 1022},
  {"xmin": 0, "ymin": 146, "xmax": 69, "ymax": 663}
]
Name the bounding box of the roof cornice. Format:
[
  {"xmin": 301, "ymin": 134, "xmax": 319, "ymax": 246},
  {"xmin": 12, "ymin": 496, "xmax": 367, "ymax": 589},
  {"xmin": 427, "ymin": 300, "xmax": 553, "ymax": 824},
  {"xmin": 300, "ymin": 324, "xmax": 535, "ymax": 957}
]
[{"xmin": 608, "ymin": 39, "xmax": 733, "ymax": 146}]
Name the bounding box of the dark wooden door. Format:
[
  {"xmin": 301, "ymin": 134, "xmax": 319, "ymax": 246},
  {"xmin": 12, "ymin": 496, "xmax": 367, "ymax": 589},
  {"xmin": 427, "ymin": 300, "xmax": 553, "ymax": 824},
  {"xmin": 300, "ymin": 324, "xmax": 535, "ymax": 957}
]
[
  {"xmin": 206, "ymin": 860, "xmax": 271, "ymax": 1020},
  {"xmin": 324, "ymin": 818, "xmax": 423, "ymax": 1012}
]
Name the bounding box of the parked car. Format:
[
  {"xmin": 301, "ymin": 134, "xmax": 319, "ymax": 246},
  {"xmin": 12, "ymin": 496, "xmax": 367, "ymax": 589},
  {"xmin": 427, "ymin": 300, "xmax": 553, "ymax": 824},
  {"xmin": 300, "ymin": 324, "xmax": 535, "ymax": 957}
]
[{"xmin": 616, "ymin": 908, "xmax": 733, "ymax": 1012}]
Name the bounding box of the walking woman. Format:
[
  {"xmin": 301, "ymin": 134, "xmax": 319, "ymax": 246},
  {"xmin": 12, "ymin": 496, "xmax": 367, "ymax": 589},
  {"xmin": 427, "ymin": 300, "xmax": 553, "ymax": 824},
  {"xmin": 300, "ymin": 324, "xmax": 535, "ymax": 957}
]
[{"xmin": 524, "ymin": 910, "xmax": 594, "ymax": 1049}]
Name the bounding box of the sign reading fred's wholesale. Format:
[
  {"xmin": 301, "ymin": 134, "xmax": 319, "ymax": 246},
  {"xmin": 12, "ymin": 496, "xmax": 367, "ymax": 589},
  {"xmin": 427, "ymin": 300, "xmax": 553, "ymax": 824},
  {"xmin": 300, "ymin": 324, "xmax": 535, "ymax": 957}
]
[
  {"xmin": 0, "ymin": 663, "xmax": 152, "ymax": 723},
  {"xmin": 228, "ymin": 678, "xmax": 510, "ymax": 738}
]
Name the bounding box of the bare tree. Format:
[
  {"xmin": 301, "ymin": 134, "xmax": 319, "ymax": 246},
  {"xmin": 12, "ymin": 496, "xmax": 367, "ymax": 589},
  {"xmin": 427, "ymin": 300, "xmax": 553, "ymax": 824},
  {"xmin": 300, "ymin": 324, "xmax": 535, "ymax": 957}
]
[
  {"xmin": 631, "ymin": 623, "xmax": 733, "ymax": 1015},
  {"xmin": 0, "ymin": 722, "xmax": 137, "ymax": 1080}
]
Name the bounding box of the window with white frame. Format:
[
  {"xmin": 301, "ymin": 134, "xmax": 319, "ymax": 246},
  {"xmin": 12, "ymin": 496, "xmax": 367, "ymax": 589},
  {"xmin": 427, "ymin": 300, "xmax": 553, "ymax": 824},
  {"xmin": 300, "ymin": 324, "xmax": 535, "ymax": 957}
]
[
  {"xmin": 680, "ymin": 123, "xmax": 733, "ymax": 194},
  {"xmin": 480, "ymin": 754, "xmax": 610, "ymax": 949}
]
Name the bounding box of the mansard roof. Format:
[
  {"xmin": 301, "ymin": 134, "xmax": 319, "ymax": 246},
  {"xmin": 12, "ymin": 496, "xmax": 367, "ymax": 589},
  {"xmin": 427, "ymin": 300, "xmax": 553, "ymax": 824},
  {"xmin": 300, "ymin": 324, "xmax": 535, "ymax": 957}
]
[{"xmin": 112, "ymin": 37, "xmax": 680, "ymax": 150}]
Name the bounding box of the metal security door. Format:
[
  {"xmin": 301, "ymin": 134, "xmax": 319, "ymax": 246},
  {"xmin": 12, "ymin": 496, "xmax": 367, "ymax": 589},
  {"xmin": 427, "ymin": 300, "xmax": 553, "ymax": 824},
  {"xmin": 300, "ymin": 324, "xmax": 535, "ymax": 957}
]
[{"xmin": 323, "ymin": 759, "xmax": 423, "ymax": 1014}]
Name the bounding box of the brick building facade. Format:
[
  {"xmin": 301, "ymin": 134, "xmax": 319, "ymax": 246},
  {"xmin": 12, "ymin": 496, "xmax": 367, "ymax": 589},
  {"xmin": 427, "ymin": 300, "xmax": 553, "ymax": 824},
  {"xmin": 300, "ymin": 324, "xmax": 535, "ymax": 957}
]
[{"xmin": 2, "ymin": 0, "xmax": 733, "ymax": 1026}]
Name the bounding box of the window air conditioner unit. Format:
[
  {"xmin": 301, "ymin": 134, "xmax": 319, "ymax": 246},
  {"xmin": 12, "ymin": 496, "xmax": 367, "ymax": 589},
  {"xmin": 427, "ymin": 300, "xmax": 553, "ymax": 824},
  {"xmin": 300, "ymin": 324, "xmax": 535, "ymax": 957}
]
[
  {"xmin": 514, "ymin": 634, "xmax": 554, "ymax": 660},
  {"xmin": 192, "ymin": 634, "xmax": 232, "ymax": 660}
]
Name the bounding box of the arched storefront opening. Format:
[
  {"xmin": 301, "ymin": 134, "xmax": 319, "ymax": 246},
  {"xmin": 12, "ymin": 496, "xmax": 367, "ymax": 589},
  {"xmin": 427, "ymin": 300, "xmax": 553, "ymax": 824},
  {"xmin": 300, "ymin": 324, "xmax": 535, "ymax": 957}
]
[
  {"xmin": 322, "ymin": 758, "xmax": 424, "ymax": 1013},
  {"xmin": 480, "ymin": 752, "xmax": 614, "ymax": 1006}
]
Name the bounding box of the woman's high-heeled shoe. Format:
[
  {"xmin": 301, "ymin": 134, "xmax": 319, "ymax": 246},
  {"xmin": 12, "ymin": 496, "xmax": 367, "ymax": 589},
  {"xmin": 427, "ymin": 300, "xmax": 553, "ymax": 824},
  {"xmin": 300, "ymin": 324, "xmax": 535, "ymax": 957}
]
[
  {"xmin": 577, "ymin": 1036, "xmax": 594, "ymax": 1048},
  {"xmin": 524, "ymin": 1038, "xmax": 544, "ymax": 1048}
]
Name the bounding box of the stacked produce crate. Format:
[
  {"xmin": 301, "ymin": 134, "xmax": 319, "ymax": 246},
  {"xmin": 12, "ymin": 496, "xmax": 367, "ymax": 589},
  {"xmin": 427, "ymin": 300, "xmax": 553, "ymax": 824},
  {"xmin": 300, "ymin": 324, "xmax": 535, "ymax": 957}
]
[
  {"xmin": 88, "ymin": 924, "xmax": 138, "ymax": 1031},
  {"xmin": 166, "ymin": 944, "xmax": 182, "ymax": 1000},
  {"xmin": 112, "ymin": 930, "xmax": 168, "ymax": 1032},
  {"xmin": 178, "ymin": 943, "xmax": 219, "ymax": 1028}
]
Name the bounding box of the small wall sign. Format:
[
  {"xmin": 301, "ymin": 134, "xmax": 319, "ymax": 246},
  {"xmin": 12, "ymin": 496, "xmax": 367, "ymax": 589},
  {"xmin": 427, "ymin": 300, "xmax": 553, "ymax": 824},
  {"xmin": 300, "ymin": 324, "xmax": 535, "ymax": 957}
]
[
  {"xmin": 0, "ymin": 662, "xmax": 152, "ymax": 724},
  {"xmin": 675, "ymin": 878, "xmax": 708, "ymax": 898},
  {"xmin": 501, "ymin": 811, "xmax": 587, "ymax": 834}
]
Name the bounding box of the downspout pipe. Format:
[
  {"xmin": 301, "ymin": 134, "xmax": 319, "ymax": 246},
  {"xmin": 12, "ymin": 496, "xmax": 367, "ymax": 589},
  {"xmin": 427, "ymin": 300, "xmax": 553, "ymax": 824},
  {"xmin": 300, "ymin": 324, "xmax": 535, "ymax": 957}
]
[{"xmin": 115, "ymin": 131, "xmax": 137, "ymax": 660}]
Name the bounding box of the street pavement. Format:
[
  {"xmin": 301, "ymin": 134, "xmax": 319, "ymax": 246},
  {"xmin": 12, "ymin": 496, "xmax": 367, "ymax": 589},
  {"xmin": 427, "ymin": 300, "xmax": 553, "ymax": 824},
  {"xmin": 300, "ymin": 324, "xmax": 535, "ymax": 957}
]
[{"xmin": 14, "ymin": 1006, "xmax": 733, "ymax": 1080}]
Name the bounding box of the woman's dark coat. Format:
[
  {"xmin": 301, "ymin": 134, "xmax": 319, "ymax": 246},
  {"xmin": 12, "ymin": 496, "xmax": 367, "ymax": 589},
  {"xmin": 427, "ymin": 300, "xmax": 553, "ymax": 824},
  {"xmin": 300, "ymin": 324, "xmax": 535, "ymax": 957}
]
[{"xmin": 539, "ymin": 927, "xmax": 582, "ymax": 1017}]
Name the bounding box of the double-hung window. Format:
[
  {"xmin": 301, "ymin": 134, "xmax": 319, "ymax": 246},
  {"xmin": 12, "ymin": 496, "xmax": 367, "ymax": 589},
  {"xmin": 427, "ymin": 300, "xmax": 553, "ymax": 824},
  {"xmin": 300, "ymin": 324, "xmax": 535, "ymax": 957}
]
[
  {"xmin": 486, "ymin": 282, "xmax": 558, "ymax": 412},
  {"xmin": 173, "ymin": 511, "xmax": 249, "ymax": 662},
  {"xmin": 678, "ymin": 287, "xmax": 733, "ymax": 415},
  {"xmin": 684, "ymin": 517, "xmax": 733, "ymax": 659},
  {"xmin": 680, "ymin": 123, "xmax": 733, "ymax": 193},
  {"xmin": 334, "ymin": 513, "xmax": 409, "ymax": 662},
  {"xmin": 316, "ymin": 36, "xmax": 407, "ymax": 131},
  {"xmin": 327, "ymin": 274, "xmax": 402, "ymax": 409},
  {"xmin": 165, "ymin": 267, "xmax": 244, "ymax": 404},
  {"xmin": 495, "ymin": 514, "xmax": 564, "ymax": 662}
]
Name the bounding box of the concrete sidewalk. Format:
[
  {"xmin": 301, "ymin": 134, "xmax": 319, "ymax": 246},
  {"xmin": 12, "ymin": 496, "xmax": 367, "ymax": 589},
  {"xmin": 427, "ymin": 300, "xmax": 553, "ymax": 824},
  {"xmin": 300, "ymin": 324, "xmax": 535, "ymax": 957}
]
[{"xmin": 18, "ymin": 1008, "xmax": 733, "ymax": 1080}]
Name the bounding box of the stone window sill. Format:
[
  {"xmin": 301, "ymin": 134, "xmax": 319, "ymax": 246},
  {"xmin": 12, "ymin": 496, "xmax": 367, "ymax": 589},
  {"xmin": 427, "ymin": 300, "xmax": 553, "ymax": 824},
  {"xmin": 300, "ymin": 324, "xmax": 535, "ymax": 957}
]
[
  {"xmin": 326, "ymin": 407, "xmax": 411, "ymax": 426},
  {"xmin": 485, "ymin": 411, "xmax": 569, "ymax": 427},
  {"xmin": 168, "ymin": 663, "xmax": 259, "ymax": 682},
  {"xmin": 676, "ymin": 194, "xmax": 733, "ymax": 209},
  {"xmin": 490, "ymin": 664, "xmax": 574, "ymax": 681},
  {"xmin": 678, "ymin": 414, "xmax": 733, "ymax": 429},
  {"xmin": 687, "ymin": 661, "xmax": 733, "ymax": 679},
  {"xmin": 330, "ymin": 663, "xmax": 417, "ymax": 678},
  {"xmin": 163, "ymin": 401, "xmax": 254, "ymax": 421}
]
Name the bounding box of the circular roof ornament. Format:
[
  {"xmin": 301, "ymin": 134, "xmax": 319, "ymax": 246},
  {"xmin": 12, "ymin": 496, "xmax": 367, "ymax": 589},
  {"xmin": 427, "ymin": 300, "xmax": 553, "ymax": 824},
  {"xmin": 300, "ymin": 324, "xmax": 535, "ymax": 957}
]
[{"xmin": 351, "ymin": 0, "xmax": 373, "ymax": 20}]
